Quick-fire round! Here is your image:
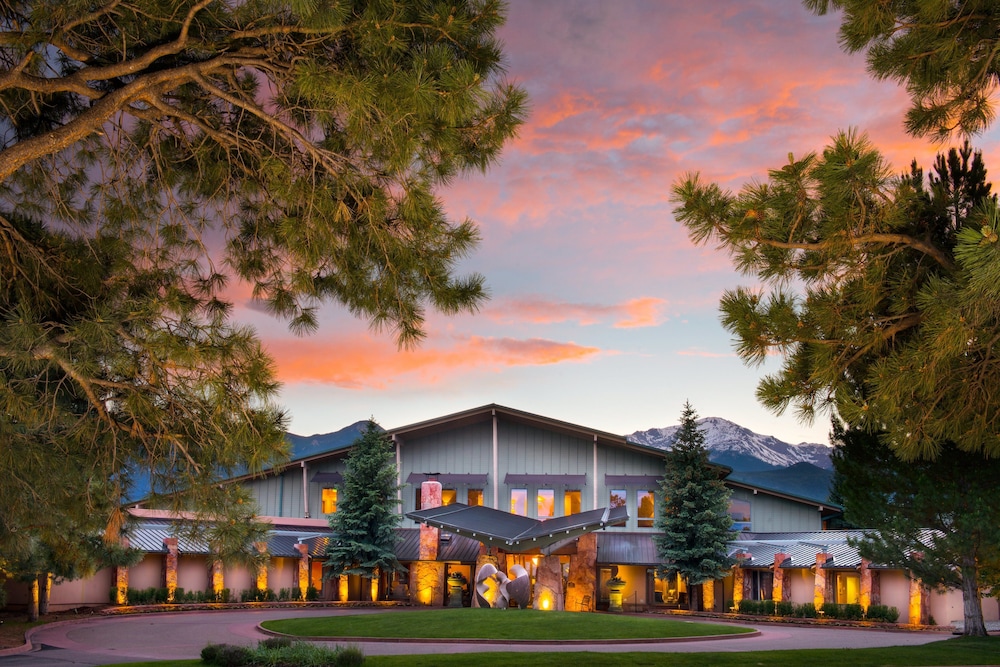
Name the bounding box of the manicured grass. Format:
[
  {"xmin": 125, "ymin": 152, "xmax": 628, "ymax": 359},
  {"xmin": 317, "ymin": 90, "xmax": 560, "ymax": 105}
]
[
  {"xmin": 262, "ymin": 608, "xmax": 752, "ymax": 640},
  {"xmin": 105, "ymin": 636, "xmax": 1000, "ymax": 667}
]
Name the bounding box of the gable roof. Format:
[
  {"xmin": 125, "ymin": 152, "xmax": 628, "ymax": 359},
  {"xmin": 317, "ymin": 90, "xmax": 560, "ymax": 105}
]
[{"xmin": 406, "ymin": 502, "xmax": 629, "ymax": 554}]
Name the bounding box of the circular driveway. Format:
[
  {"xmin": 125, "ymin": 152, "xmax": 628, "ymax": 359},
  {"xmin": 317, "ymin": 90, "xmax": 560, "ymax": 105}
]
[{"xmin": 0, "ymin": 608, "xmax": 953, "ymax": 666}]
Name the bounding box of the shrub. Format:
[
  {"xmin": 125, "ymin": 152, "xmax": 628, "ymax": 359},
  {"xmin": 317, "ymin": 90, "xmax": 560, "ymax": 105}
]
[
  {"xmin": 305, "ymin": 585, "xmax": 319, "ymax": 601},
  {"xmin": 738, "ymin": 599, "xmax": 759, "ymax": 615},
  {"xmin": 259, "ymin": 636, "xmax": 292, "ymax": 649},
  {"xmin": 761, "ymin": 599, "xmax": 775, "ymax": 616},
  {"xmin": 201, "ymin": 643, "xmax": 252, "ymax": 667},
  {"xmin": 866, "ymin": 604, "xmax": 900, "ymax": 623},
  {"xmin": 821, "ymin": 601, "xmax": 841, "ymax": 618},
  {"xmin": 842, "ymin": 603, "xmax": 864, "ymax": 620},
  {"xmin": 775, "ymin": 600, "xmax": 794, "ymax": 617},
  {"xmin": 794, "ymin": 602, "xmax": 817, "ymax": 618}
]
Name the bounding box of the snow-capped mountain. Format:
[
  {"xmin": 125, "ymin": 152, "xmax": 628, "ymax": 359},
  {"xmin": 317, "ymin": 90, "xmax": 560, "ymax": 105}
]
[{"xmin": 629, "ymin": 417, "xmax": 833, "ymax": 471}]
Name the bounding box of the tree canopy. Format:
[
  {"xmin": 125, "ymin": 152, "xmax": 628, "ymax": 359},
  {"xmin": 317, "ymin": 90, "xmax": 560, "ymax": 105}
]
[
  {"xmin": 673, "ymin": 135, "xmax": 1000, "ymax": 459},
  {"xmin": 653, "ymin": 402, "xmax": 733, "ymax": 604},
  {"xmin": 831, "ymin": 421, "xmax": 1000, "ymax": 636},
  {"xmin": 805, "ymin": 0, "xmax": 1000, "ymax": 138},
  {"xmin": 324, "ymin": 420, "xmax": 403, "ymax": 594},
  {"xmin": 0, "ymin": 0, "xmax": 525, "ymax": 573}
]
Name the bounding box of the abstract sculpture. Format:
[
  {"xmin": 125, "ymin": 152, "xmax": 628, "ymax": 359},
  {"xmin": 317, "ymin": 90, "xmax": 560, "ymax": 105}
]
[{"xmin": 475, "ymin": 562, "xmax": 532, "ymax": 609}]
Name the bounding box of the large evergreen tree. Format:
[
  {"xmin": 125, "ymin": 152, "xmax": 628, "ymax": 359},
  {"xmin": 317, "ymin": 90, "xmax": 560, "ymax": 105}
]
[
  {"xmin": 0, "ymin": 0, "xmax": 525, "ymax": 560},
  {"xmin": 805, "ymin": 0, "xmax": 1000, "ymax": 138},
  {"xmin": 653, "ymin": 402, "xmax": 733, "ymax": 610},
  {"xmin": 325, "ymin": 421, "xmax": 403, "ymax": 598},
  {"xmin": 673, "ymin": 137, "xmax": 1000, "ymax": 460},
  {"xmin": 831, "ymin": 422, "xmax": 1000, "ymax": 636}
]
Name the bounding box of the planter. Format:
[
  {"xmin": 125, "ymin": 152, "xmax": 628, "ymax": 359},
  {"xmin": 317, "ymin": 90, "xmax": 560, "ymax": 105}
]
[{"xmin": 607, "ymin": 579, "xmax": 626, "ymax": 612}]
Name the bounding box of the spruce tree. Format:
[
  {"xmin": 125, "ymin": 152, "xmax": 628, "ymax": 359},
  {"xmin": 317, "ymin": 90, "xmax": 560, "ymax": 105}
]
[
  {"xmin": 653, "ymin": 402, "xmax": 734, "ymax": 610},
  {"xmin": 325, "ymin": 421, "xmax": 404, "ymax": 599}
]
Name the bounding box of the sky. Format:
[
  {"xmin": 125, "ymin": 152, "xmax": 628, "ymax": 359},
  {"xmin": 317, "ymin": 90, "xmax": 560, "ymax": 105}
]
[{"xmin": 236, "ymin": 0, "xmax": 1000, "ymax": 445}]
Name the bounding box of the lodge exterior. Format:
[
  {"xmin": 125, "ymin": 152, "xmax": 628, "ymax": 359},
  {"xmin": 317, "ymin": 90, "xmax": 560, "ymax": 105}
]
[{"xmin": 5, "ymin": 404, "xmax": 998, "ymax": 627}]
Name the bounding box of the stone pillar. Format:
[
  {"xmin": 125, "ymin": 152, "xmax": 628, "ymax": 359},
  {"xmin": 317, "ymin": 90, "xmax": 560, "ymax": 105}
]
[
  {"xmin": 731, "ymin": 553, "xmax": 747, "ymax": 609},
  {"xmin": 814, "ymin": 552, "xmax": 829, "ymax": 610},
  {"xmin": 908, "ymin": 576, "xmax": 929, "ymax": 625},
  {"xmin": 211, "ymin": 559, "xmax": 225, "ymax": 598},
  {"xmin": 418, "ymin": 479, "xmax": 442, "ymax": 561},
  {"xmin": 254, "ymin": 542, "xmax": 269, "ymax": 592},
  {"xmin": 163, "ymin": 537, "xmax": 179, "ymax": 602},
  {"xmin": 859, "ymin": 559, "xmax": 872, "ymax": 613},
  {"xmin": 338, "ymin": 575, "xmax": 348, "ymax": 602},
  {"xmin": 565, "ymin": 533, "xmax": 598, "ymax": 612},
  {"xmin": 295, "ymin": 542, "xmax": 310, "ymax": 599},
  {"xmin": 773, "ymin": 553, "xmax": 788, "ymax": 603},
  {"xmin": 702, "ymin": 580, "xmax": 715, "ymax": 612},
  {"xmin": 533, "ymin": 555, "xmax": 564, "ymax": 611},
  {"xmin": 115, "ymin": 537, "xmax": 130, "ymax": 605},
  {"xmin": 410, "ymin": 561, "xmax": 445, "ymax": 606},
  {"xmin": 871, "ymin": 570, "xmax": 881, "ymax": 606},
  {"xmin": 38, "ymin": 573, "xmax": 52, "ymax": 616}
]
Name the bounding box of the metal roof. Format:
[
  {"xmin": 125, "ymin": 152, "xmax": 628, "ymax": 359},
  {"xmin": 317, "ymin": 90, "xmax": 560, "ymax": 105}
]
[
  {"xmin": 406, "ymin": 503, "xmax": 629, "ymax": 554},
  {"xmin": 596, "ymin": 533, "xmax": 661, "ymax": 566},
  {"xmin": 395, "ymin": 529, "xmax": 483, "ymax": 562}
]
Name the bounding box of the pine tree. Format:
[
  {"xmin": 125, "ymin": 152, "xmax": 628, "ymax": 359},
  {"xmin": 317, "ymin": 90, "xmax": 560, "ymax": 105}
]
[
  {"xmin": 673, "ymin": 136, "xmax": 1000, "ymax": 460},
  {"xmin": 325, "ymin": 421, "xmax": 404, "ymax": 599},
  {"xmin": 831, "ymin": 422, "xmax": 1000, "ymax": 636},
  {"xmin": 653, "ymin": 403, "xmax": 734, "ymax": 609},
  {"xmin": 805, "ymin": 0, "xmax": 1000, "ymax": 138},
  {"xmin": 0, "ymin": 0, "xmax": 525, "ymax": 556}
]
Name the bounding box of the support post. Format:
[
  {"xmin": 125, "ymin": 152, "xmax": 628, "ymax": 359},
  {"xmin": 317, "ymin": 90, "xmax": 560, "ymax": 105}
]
[
  {"xmin": 163, "ymin": 537, "xmax": 179, "ymax": 603},
  {"xmin": 814, "ymin": 552, "xmax": 829, "ymax": 610}
]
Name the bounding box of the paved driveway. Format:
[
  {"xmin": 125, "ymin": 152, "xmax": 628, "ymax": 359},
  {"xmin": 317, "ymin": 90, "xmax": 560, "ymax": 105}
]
[{"xmin": 0, "ymin": 608, "xmax": 954, "ymax": 666}]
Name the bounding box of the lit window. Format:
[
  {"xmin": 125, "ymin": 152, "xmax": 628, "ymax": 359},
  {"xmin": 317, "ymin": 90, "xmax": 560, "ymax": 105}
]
[
  {"xmin": 442, "ymin": 489, "xmax": 457, "ymax": 506},
  {"xmin": 414, "ymin": 487, "xmax": 422, "ymax": 511},
  {"xmin": 537, "ymin": 489, "xmax": 554, "ymax": 518},
  {"xmin": 638, "ymin": 490, "xmax": 655, "ymax": 527},
  {"xmin": 610, "ymin": 489, "xmax": 627, "ymax": 509},
  {"xmin": 564, "ymin": 490, "xmax": 581, "ymax": 515},
  {"xmin": 467, "ymin": 489, "xmax": 484, "ymax": 506},
  {"xmin": 511, "ymin": 489, "xmax": 527, "ymax": 516},
  {"xmin": 322, "ymin": 488, "xmax": 338, "ymax": 514}
]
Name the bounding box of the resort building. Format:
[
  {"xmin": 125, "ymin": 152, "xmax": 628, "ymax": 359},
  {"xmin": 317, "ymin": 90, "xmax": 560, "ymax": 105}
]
[{"xmin": 4, "ymin": 404, "xmax": 997, "ymax": 626}]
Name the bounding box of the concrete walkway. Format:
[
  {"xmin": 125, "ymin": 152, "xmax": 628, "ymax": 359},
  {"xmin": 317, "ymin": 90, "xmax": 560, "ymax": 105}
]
[{"xmin": 0, "ymin": 608, "xmax": 956, "ymax": 666}]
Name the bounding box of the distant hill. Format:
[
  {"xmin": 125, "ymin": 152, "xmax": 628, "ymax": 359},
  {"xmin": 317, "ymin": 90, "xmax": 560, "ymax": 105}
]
[
  {"xmin": 285, "ymin": 420, "xmax": 375, "ymax": 460},
  {"xmin": 629, "ymin": 416, "xmax": 833, "ymax": 470}
]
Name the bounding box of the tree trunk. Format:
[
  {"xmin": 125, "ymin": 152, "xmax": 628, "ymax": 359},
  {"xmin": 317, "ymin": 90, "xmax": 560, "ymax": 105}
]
[
  {"xmin": 959, "ymin": 557, "xmax": 987, "ymax": 636},
  {"xmin": 26, "ymin": 577, "xmax": 39, "ymax": 622},
  {"xmin": 38, "ymin": 573, "xmax": 51, "ymax": 616}
]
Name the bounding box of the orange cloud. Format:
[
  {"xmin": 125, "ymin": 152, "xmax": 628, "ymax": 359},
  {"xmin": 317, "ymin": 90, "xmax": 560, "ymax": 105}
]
[
  {"xmin": 486, "ymin": 296, "xmax": 666, "ymax": 328},
  {"xmin": 267, "ymin": 334, "xmax": 603, "ymax": 387}
]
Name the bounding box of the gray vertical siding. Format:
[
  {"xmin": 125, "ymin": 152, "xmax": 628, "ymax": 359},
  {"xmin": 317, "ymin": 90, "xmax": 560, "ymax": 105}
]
[{"xmin": 729, "ymin": 487, "xmax": 822, "ymax": 532}]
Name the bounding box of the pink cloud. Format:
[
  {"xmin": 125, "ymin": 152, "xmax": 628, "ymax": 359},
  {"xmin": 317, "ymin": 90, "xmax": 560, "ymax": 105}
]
[
  {"xmin": 267, "ymin": 334, "xmax": 604, "ymax": 388},
  {"xmin": 486, "ymin": 296, "xmax": 666, "ymax": 328}
]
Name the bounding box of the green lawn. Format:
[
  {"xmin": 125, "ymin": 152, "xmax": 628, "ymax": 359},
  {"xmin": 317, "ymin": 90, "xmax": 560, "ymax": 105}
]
[
  {"xmin": 107, "ymin": 636, "xmax": 1000, "ymax": 667},
  {"xmin": 261, "ymin": 608, "xmax": 752, "ymax": 640}
]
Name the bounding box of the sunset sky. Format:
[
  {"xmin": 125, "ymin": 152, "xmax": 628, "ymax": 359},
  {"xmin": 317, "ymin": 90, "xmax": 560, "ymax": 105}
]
[{"xmin": 237, "ymin": 0, "xmax": 1000, "ymax": 445}]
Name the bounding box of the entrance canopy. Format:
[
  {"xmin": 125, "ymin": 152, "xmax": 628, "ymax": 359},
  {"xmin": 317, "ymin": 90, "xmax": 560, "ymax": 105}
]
[{"xmin": 406, "ymin": 503, "xmax": 629, "ymax": 554}]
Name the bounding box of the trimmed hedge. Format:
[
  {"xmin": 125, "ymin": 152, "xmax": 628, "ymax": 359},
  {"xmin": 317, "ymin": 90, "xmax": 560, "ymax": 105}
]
[{"xmin": 201, "ymin": 640, "xmax": 365, "ymax": 666}]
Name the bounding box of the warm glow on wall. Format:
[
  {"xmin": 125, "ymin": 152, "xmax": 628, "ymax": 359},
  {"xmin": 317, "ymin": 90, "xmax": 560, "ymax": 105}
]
[
  {"xmin": 540, "ymin": 592, "xmax": 552, "ymax": 610},
  {"xmin": 419, "ymin": 586, "xmax": 433, "ymax": 605},
  {"xmin": 370, "ymin": 577, "xmax": 379, "ymax": 601},
  {"xmin": 338, "ymin": 575, "xmax": 348, "ymax": 602}
]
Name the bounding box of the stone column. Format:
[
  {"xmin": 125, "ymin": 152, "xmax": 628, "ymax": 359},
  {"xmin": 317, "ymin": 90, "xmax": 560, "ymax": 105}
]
[
  {"xmin": 411, "ymin": 478, "xmax": 445, "ymax": 606},
  {"xmin": 731, "ymin": 553, "xmax": 747, "ymax": 609},
  {"xmin": 565, "ymin": 533, "xmax": 598, "ymax": 612},
  {"xmin": 211, "ymin": 559, "xmax": 225, "ymax": 599},
  {"xmin": 533, "ymin": 554, "xmax": 564, "ymax": 611},
  {"xmin": 908, "ymin": 576, "xmax": 929, "ymax": 625},
  {"xmin": 702, "ymin": 580, "xmax": 715, "ymax": 612},
  {"xmin": 871, "ymin": 570, "xmax": 881, "ymax": 606},
  {"xmin": 859, "ymin": 559, "xmax": 872, "ymax": 613},
  {"xmin": 115, "ymin": 537, "xmax": 130, "ymax": 605},
  {"xmin": 254, "ymin": 542, "xmax": 269, "ymax": 593},
  {"xmin": 773, "ymin": 553, "xmax": 788, "ymax": 603},
  {"xmin": 295, "ymin": 542, "xmax": 310, "ymax": 600},
  {"xmin": 813, "ymin": 552, "xmax": 829, "ymax": 610},
  {"xmin": 418, "ymin": 479, "xmax": 442, "ymax": 561},
  {"xmin": 163, "ymin": 537, "xmax": 179, "ymax": 602}
]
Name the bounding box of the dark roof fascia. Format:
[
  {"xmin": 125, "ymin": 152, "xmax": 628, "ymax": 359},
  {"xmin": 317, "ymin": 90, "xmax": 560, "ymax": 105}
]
[{"xmin": 724, "ymin": 479, "xmax": 843, "ymax": 512}]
